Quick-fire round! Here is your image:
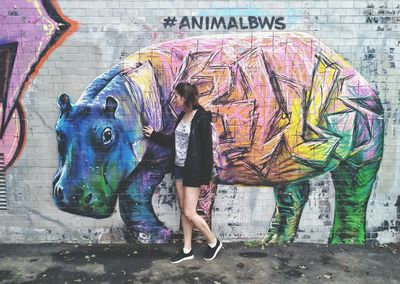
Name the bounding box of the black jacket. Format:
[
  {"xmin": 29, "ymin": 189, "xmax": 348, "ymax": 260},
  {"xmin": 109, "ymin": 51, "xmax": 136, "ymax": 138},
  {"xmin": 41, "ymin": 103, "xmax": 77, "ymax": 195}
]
[{"xmin": 150, "ymin": 106, "xmax": 213, "ymax": 187}]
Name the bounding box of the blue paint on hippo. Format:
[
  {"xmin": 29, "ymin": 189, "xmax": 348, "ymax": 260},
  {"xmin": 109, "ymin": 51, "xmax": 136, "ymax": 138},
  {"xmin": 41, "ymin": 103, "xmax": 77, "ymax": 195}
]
[{"xmin": 53, "ymin": 63, "xmax": 174, "ymax": 243}]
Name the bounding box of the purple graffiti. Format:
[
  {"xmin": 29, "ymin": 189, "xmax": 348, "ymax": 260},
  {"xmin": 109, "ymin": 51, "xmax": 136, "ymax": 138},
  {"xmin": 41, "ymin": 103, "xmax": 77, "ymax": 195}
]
[{"xmin": 0, "ymin": 0, "xmax": 77, "ymax": 169}]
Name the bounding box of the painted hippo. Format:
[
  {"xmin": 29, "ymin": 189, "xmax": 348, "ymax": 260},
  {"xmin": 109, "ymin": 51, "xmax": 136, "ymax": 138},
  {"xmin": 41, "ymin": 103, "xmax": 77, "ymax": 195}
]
[{"xmin": 53, "ymin": 32, "xmax": 383, "ymax": 244}]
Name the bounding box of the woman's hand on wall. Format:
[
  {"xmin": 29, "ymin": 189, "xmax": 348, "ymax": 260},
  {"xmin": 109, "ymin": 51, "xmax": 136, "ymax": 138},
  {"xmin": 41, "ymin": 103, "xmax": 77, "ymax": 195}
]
[{"xmin": 143, "ymin": 125, "xmax": 154, "ymax": 138}]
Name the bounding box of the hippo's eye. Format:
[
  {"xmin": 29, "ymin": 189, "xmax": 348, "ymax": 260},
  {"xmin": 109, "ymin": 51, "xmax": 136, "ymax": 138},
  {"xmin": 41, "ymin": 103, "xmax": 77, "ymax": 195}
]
[{"xmin": 102, "ymin": 127, "xmax": 114, "ymax": 145}]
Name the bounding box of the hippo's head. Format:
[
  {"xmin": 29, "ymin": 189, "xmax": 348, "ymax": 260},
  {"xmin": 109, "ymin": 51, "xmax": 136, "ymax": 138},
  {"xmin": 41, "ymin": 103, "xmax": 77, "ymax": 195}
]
[{"xmin": 53, "ymin": 62, "xmax": 164, "ymax": 218}]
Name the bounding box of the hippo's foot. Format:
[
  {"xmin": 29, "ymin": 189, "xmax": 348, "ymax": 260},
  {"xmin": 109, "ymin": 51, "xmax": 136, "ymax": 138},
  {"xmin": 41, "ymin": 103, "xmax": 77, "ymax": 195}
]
[
  {"xmin": 262, "ymin": 182, "xmax": 311, "ymax": 244},
  {"xmin": 136, "ymin": 226, "xmax": 172, "ymax": 244},
  {"xmin": 243, "ymin": 230, "xmax": 292, "ymax": 247},
  {"xmin": 243, "ymin": 239, "xmax": 267, "ymax": 248},
  {"xmin": 329, "ymin": 234, "xmax": 365, "ymax": 245},
  {"xmin": 329, "ymin": 161, "xmax": 381, "ymax": 244},
  {"xmin": 119, "ymin": 164, "xmax": 173, "ymax": 244},
  {"xmin": 262, "ymin": 228, "xmax": 293, "ymax": 244},
  {"xmin": 119, "ymin": 199, "xmax": 173, "ymax": 244},
  {"xmin": 120, "ymin": 204, "xmax": 173, "ymax": 244},
  {"xmin": 260, "ymin": 217, "xmax": 295, "ymax": 245},
  {"xmin": 123, "ymin": 223, "xmax": 172, "ymax": 244},
  {"xmin": 243, "ymin": 237, "xmax": 281, "ymax": 248}
]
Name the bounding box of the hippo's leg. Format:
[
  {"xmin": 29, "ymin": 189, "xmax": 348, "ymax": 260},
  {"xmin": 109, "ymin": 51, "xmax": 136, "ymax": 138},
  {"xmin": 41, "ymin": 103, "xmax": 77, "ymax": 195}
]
[
  {"xmin": 119, "ymin": 163, "xmax": 171, "ymax": 243},
  {"xmin": 262, "ymin": 181, "xmax": 310, "ymax": 244},
  {"xmin": 329, "ymin": 160, "xmax": 381, "ymax": 244}
]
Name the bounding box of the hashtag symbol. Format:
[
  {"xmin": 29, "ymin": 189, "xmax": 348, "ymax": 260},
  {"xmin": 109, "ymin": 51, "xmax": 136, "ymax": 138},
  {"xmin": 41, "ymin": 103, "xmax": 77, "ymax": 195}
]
[{"xmin": 163, "ymin": 17, "xmax": 177, "ymax": 28}]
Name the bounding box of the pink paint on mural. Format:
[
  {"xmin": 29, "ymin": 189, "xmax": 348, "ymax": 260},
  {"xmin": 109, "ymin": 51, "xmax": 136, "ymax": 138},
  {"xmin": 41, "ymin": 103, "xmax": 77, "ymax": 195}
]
[{"xmin": 0, "ymin": 0, "xmax": 77, "ymax": 169}]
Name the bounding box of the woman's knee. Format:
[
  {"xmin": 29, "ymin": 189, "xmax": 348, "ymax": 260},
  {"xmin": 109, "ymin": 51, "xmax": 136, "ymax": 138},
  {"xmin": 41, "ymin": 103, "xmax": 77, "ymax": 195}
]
[{"xmin": 183, "ymin": 209, "xmax": 197, "ymax": 221}]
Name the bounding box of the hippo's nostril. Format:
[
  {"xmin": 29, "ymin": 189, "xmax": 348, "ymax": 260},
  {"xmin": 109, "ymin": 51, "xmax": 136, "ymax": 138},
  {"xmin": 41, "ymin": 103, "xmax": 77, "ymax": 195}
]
[
  {"xmin": 84, "ymin": 193, "xmax": 93, "ymax": 204},
  {"xmin": 55, "ymin": 186, "xmax": 64, "ymax": 201}
]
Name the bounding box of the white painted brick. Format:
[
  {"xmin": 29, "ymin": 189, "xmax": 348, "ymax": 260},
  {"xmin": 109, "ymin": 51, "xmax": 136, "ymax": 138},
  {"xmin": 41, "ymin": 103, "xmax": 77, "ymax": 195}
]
[{"xmin": 1, "ymin": 0, "xmax": 399, "ymax": 245}]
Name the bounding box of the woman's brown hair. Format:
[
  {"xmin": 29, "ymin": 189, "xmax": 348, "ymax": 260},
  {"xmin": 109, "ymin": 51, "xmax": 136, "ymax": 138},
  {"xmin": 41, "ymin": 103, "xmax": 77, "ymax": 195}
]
[{"xmin": 175, "ymin": 82, "xmax": 200, "ymax": 110}]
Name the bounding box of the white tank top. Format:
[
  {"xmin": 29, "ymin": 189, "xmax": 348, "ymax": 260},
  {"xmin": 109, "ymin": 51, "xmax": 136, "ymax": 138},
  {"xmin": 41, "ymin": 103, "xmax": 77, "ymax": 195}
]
[{"xmin": 174, "ymin": 111, "xmax": 197, "ymax": 166}]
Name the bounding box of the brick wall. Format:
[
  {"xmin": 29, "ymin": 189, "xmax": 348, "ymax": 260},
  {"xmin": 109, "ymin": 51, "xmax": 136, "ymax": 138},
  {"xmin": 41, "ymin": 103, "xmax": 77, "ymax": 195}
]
[{"xmin": 0, "ymin": 0, "xmax": 399, "ymax": 244}]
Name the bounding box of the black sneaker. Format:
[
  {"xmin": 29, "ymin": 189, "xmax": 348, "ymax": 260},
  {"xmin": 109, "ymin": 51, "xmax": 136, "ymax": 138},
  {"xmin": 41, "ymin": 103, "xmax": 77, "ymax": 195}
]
[
  {"xmin": 203, "ymin": 239, "xmax": 222, "ymax": 261},
  {"xmin": 170, "ymin": 249, "xmax": 194, "ymax": 264}
]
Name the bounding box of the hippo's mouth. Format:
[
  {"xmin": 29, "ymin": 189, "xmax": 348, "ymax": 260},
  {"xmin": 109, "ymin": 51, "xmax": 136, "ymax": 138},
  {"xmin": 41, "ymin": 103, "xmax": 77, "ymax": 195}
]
[
  {"xmin": 52, "ymin": 171, "xmax": 117, "ymax": 219},
  {"xmin": 58, "ymin": 185, "xmax": 116, "ymax": 219}
]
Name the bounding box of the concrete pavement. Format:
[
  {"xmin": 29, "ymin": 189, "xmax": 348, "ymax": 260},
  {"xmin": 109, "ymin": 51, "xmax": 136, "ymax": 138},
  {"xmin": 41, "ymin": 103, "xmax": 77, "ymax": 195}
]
[{"xmin": 0, "ymin": 241, "xmax": 399, "ymax": 283}]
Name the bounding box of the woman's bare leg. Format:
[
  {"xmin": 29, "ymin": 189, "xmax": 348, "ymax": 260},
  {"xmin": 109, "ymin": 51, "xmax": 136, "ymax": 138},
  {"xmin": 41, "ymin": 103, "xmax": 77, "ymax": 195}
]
[
  {"xmin": 184, "ymin": 186, "xmax": 217, "ymax": 243},
  {"xmin": 175, "ymin": 180, "xmax": 193, "ymax": 250}
]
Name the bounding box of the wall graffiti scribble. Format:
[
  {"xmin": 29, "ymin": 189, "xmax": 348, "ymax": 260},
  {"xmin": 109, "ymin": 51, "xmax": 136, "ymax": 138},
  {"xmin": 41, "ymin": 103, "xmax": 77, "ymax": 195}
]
[
  {"xmin": 0, "ymin": 0, "xmax": 77, "ymax": 169},
  {"xmin": 54, "ymin": 32, "xmax": 384, "ymax": 244}
]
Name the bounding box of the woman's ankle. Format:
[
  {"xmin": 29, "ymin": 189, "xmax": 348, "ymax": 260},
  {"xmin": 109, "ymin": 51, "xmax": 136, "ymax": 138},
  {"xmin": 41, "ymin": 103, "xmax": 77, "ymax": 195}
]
[{"xmin": 208, "ymin": 237, "xmax": 218, "ymax": 247}]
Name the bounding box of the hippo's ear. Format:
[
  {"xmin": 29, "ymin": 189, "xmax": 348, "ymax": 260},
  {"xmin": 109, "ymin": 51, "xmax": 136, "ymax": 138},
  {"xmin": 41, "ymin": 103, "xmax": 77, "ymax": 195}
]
[
  {"xmin": 57, "ymin": 93, "xmax": 72, "ymax": 114},
  {"xmin": 105, "ymin": 96, "xmax": 118, "ymax": 114}
]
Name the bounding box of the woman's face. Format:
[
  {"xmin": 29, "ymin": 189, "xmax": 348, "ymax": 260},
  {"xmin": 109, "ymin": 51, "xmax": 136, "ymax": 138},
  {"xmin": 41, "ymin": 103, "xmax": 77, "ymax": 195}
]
[{"xmin": 174, "ymin": 92, "xmax": 185, "ymax": 108}]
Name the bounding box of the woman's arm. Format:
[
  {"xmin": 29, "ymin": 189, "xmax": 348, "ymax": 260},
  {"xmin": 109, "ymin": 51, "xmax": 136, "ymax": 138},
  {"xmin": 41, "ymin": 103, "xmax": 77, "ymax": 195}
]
[
  {"xmin": 143, "ymin": 125, "xmax": 174, "ymax": 147},
  {"xmin": 143, "ymin": 111, "xmax": 184, "ymax": 148},
  {"xmin": 150, "ymin": 130, "xmax": 174, "ymax": 147}
]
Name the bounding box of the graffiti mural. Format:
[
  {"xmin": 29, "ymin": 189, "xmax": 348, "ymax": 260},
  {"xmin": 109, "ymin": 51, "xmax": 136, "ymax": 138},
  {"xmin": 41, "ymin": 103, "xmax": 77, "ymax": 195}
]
[
  {"xmin": 54, "ymin": 32, "xmax": 383, "ymax": 244},
  {"xmin": 0, "ymin": 0, "xmax": 77, "ymax": 170}
]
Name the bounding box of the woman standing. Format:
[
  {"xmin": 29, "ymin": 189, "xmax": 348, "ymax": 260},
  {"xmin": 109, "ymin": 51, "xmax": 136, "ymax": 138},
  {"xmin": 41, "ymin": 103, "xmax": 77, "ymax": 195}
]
[{"xmin": 143, "ymin": 82, "xmax": 222, "ymax": 263}]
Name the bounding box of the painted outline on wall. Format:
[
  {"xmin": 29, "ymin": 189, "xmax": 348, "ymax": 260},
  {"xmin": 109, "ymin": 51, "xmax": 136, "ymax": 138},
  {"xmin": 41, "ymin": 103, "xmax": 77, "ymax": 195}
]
[{"xmin": 0, "ymin": 0, "xmax": 78, "ymax": 170}]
